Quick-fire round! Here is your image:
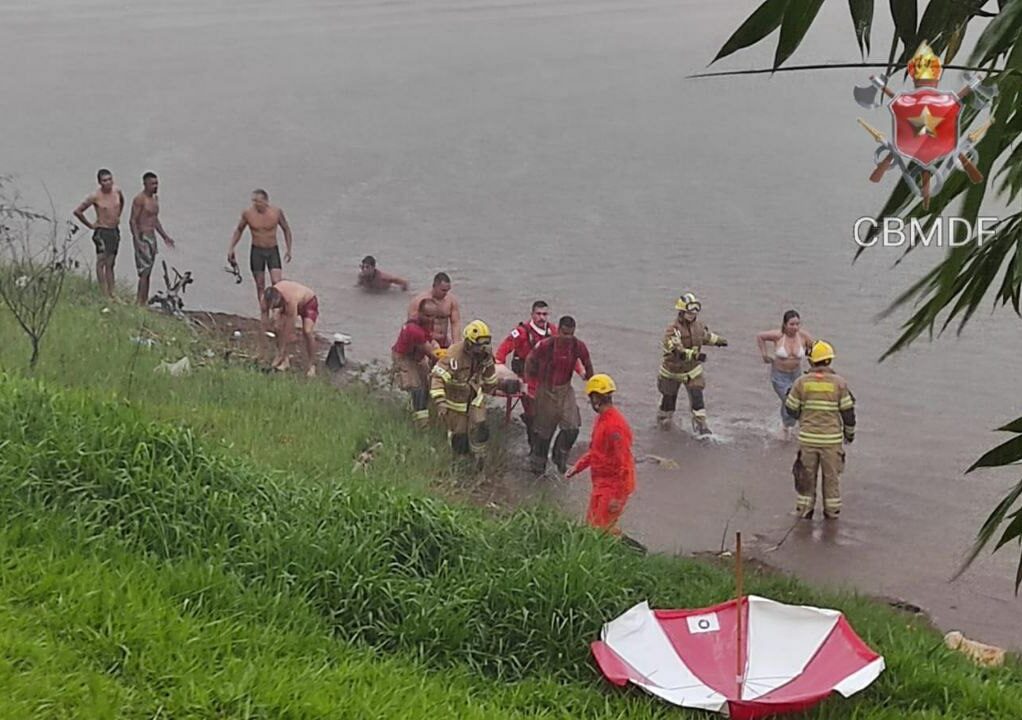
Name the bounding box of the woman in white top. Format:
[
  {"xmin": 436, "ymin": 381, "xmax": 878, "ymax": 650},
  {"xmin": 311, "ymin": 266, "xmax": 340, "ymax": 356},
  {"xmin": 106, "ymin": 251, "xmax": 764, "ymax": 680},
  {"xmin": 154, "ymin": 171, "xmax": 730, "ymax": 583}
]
[{"xmin": 756, "ymin": 310, "xmax": 814, "ymax": 431}]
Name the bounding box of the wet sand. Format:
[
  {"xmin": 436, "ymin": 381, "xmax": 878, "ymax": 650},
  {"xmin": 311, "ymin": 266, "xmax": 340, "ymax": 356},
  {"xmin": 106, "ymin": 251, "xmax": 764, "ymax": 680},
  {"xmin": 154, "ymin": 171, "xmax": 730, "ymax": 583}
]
[{"xmin": 3, "ymin": 0, "xmax": 1021, "ymax": 647}]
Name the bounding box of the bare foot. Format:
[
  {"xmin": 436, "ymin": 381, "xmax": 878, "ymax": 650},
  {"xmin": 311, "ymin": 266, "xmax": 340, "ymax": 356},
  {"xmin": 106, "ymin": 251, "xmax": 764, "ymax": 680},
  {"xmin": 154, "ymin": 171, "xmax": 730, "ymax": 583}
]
[
  {"xmin": 274, "ymin": 357, "xmax": 291, "ymax": 372},
  {"xmin": 305, "ymin": 365, "xmax": 317, "ymax": 378}
]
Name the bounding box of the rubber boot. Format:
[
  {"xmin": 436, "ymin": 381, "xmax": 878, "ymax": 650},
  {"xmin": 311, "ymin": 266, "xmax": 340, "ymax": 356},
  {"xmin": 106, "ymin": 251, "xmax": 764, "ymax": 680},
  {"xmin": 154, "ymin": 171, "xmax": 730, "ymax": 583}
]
[
  {"xmin": 530, "ymin": 436, "xmax": 552, "ymax": 475},
  {"xmin": 521, "ymin": 413, "xmax": 536, "ymax": 453},
  {"xmin": 451, "ymin": 433, "xmax": 471, "ymax": 456},
  {"xmin": 656, "ymin": 410, "xmax": 673, "ymax": 430},
  {"xmin": 691, "ymin": 413, "xmax": 712, "ymax": 436},
  {"xmin": 551, "ymin": 428, "xmax": 579, "ymax": 473}
]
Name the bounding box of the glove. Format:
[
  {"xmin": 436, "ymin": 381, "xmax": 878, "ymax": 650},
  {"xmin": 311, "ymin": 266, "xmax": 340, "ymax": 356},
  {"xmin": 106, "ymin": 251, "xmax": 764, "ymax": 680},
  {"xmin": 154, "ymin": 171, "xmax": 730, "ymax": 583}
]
[
  {"xmin": 844, "ymin": 432, "xmax": 854, "ymax": 444},
  {"xmin": 435, "ymin": 403, "xmax": 448, "ymax": 419},
  {"xmin": 696, "ymin": 353, "xmax": 707, "ymax": 362},
  {"xmin": 718, "ymin": 338, "xmax": 729, "ymax": 347}
]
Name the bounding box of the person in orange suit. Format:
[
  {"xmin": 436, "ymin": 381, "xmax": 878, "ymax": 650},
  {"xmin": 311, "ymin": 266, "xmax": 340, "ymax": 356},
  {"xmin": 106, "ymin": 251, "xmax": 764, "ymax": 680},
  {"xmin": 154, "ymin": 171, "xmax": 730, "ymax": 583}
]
[{"xmin": 566, "ymin": 373, "xmax": 635, "ymax": 533}]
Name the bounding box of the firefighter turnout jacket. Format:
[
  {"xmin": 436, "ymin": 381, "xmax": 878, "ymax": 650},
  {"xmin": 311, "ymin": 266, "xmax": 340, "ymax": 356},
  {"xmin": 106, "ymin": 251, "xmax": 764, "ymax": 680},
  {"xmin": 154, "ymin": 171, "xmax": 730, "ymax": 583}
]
[
  {"xmin": 659, "ymin": 319, "xmax": 726, "ymax": 385},
  {"xmin": 430, "ymin": 341, "xmax": 498, "ymax": 414},
  {"xmin": 784, "ymin": 366, "xmax": 856, "ymax": 446}
]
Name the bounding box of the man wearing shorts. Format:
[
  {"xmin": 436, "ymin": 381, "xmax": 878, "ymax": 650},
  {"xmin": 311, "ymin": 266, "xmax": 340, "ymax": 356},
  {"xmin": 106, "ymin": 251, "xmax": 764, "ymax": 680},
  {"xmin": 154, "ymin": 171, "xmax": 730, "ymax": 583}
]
[
  {"xmin": 129, "ymin": 172, "xmax": 176, "ymax": 305},
  {"xmin": 73, "ymin": 168, "xmax": 125, "ymax": 299},
  {"xmin": 227, "ymin": 189, "xmax": 294, "ymax": 324},
  {"xmin": 264, "ymin": 279, "xmax": 319, "ymax": 377}
]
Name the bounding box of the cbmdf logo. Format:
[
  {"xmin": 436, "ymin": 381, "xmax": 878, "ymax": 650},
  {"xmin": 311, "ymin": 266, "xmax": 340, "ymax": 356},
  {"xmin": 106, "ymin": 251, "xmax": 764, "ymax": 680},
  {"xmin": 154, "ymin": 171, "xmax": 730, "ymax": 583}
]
[{"xmin": 854, "ymin": 42, "xmax": 995, "ymax": 209}]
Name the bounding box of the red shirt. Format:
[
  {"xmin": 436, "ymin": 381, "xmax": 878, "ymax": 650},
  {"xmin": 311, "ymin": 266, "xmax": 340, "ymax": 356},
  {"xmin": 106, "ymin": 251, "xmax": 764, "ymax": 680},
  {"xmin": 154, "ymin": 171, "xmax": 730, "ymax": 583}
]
[
  {"xmin": 574, "ymin": 406, "xmax": 635, "ymax": 493},
  {"xmin": 392, "ymin": 320, "xmax": 431, "ymax": 361},
  {"xmin": 528, "ymin": 336, "xmax": 591, "ymax": 387},
  {"xmin": 495, "ymin": 321, "xmax": 556, "ymax": 365}
]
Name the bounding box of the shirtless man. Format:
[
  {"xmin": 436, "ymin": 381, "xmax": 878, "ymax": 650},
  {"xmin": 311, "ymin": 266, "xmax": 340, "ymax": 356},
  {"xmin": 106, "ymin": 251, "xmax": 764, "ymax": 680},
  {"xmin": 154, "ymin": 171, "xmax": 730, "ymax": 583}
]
[
  {"xmin": 73, "ymin": 168, "xmax": 124, "ymax": 298},
  {"xmin": 358, "ymin": 255, "xmax": 409, "ymax": 291},
  {"xmin": 227, "ymin": 189, "xmax": 293, "ymax": 323},
  {"xmin": 264, "ymin": 279, "xmax": 319, "ymax": 377},
  {"xmin": 129, "ymin": 172, "xmax": 176, "ymax": 305},
  {"xmin": 406, "ymin": 272, "xmax": 461, "ymax": 348}
]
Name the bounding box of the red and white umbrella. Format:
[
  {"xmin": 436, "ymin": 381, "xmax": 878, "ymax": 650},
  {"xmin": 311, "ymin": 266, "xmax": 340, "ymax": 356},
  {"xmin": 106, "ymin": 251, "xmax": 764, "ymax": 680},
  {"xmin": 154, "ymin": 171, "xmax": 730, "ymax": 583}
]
[{"xmin": 591, "ymin": 595, "xmax": 885, "ymax": 719}]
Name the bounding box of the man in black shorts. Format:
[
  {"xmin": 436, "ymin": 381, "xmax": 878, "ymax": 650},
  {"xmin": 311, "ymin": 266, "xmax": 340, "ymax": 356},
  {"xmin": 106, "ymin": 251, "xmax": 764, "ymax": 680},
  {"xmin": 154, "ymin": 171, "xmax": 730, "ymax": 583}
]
[
  {"xmin": 74, "ymin": 168, "xmax": 125, "ymax": 299},
  {"xmin": 227, "ymin": 189, "xmax": 294, "ymax": 324}
]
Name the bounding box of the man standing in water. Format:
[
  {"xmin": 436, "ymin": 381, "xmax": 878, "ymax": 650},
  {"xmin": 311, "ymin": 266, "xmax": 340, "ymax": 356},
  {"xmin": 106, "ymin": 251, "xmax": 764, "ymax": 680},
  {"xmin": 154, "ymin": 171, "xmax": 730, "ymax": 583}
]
[
  {"xmin": 407, "ymin": 272, "xmax": 461, "ymax": 348},
  {"xmin": 73, "ymin": 168, "xmax": 124, "ymax": 299},
  {"xmin": 129, "ymin": 172, "xmax": 176, "ymax": 305},
  {"xmin": 227, "ymin": 189, "xmax": 293, "ymax": 324},
  {"xmin": 784, "ymin": 341, "xmax": 856, "ymax": 519}
]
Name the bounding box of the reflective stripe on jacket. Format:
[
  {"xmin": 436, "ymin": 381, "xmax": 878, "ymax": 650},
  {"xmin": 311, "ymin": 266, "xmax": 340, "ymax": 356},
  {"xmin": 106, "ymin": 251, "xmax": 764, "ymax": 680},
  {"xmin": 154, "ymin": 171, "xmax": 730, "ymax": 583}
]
[
  {"xmin": 784, "ymin": 367, "xmax": 856, "ymax": 446},
  {"xmin": 430, "ymin": 341, "xmax": 498, "ymax": 412},
  {"xmin": 659, "ymin": 319, "xmax": 724, "ymax": 377}
]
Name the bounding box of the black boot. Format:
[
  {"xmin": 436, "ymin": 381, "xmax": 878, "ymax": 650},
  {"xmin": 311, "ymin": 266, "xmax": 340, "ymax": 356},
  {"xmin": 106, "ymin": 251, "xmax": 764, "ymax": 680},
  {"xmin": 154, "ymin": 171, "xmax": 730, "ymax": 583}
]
[
  {"xmin": 522, "ymin": 413, "xmax": 536, "ymax": 453},
  {"xmin": 530, "ymin": 436, "xmax": 552, "ymax": 475},
  {"xmin": 551, "ymin": 428, "xmax": 579, "ymax": 473}
]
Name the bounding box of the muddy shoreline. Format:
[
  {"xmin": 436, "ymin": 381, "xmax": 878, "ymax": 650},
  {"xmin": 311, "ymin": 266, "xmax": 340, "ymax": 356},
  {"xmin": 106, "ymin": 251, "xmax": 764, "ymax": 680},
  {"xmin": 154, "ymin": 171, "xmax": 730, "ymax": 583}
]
[{"xmin": 178, "ymin": 307, "xmax": 949, "ymax": 638}]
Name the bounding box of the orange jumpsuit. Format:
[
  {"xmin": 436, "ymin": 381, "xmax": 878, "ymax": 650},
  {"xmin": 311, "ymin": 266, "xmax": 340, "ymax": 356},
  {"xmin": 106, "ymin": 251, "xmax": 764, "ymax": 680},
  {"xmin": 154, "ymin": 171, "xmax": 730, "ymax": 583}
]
[{"xmin": 572, "ymin": 406, "xmax": 635, "ymax": 532}]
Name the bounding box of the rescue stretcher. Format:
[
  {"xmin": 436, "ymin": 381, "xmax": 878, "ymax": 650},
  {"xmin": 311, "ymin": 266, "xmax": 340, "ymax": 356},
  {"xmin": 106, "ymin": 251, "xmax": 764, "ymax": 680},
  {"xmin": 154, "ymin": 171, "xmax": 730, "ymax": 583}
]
[{"xmin": 492, "ymin": 363, "xmax": 524, "ymax": 425}]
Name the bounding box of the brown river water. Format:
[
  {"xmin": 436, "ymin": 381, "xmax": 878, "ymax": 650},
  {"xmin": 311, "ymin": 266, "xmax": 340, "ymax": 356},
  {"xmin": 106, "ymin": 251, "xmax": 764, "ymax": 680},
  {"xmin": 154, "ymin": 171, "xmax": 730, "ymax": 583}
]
[{"xmin": 3, "ymin": 0, "xmax": 1021, "ymax": 647}]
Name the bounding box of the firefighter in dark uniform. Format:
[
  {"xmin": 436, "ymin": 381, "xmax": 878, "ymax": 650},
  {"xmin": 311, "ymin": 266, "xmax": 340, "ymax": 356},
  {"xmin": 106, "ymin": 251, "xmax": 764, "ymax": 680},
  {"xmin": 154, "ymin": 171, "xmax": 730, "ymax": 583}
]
[{"xmin": 656, "ymin": 292, "xmax": 728, "ymax": 436}]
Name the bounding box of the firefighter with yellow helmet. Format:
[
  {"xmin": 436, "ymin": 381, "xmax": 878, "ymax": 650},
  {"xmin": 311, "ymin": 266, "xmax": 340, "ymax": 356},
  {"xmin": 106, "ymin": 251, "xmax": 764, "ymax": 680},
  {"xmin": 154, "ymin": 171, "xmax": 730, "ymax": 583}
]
[
  {"xmin": 784, "ymin": 340, "xmax": 856, "ymax": 519},
  {"xmin": 430, "ymin": 320, "xmax": 499, "ymax": 461},
  {"xmin": 657, "ymin": 292, "xmax": 728, "ymax": 436}
]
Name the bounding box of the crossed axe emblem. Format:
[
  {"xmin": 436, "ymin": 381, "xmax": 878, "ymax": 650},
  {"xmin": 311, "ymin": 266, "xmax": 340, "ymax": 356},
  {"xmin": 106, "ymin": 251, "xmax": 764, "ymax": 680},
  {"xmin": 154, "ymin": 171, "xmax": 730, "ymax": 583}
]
[{"xmin": 854, "ymin": 72, "xmax": 996, "ymax": 208}]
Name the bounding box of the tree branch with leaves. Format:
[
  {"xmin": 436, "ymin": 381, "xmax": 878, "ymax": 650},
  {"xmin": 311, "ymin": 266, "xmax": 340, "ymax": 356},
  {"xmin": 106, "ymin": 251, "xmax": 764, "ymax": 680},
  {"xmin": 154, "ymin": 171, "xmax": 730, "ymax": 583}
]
[{"xmin": 704, "ymin": 0, "xmax": 1022, "ymax": 589}]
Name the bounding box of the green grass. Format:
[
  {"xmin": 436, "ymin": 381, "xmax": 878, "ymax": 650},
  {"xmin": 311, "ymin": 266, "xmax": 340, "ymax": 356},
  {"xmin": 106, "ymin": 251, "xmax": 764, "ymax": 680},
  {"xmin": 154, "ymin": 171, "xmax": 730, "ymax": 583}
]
[{"xmin": 0, "ymin": 280, "xmax": 1021, "ymax": 718}]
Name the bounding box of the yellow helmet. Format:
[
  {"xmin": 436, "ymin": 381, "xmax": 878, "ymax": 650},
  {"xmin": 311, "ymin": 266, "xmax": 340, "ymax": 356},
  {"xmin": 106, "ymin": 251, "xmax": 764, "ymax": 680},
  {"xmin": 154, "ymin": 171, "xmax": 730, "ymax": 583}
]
[
  {"xmin": 463, "ymin": 319, "xmax": 492, "ymax": 345},
  {"xmin": 809, "ymin": 340, "xmax": 835, "ymax": 364},
  {"xmin": 675, "ymin": 292, "xmax": 702, "ymax": 313},
  {"xmin": 585, "ymin": 373, "xmax": 617, "ymax": 396}
]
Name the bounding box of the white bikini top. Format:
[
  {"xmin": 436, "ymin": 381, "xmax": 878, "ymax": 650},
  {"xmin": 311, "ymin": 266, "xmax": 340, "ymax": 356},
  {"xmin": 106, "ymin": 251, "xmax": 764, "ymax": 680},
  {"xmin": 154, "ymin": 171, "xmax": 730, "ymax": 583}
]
[{"xmin": 775, "ymin": 338, "xmax": 806, "ymax": 359}]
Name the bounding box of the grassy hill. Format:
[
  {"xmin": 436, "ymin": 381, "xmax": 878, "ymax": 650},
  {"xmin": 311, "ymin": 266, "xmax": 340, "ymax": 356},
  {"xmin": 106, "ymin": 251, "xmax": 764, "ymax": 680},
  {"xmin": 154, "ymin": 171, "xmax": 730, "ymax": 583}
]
[{"xmin": 0, "ymin": 281, "xmax": 1019, "ymax": 719}]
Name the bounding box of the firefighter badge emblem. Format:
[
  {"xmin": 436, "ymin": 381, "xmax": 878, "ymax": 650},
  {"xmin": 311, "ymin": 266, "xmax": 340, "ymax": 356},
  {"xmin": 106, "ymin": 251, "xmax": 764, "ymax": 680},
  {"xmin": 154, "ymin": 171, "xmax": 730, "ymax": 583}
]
[{"xmin": 854, "ymin": 42, "xmax": 996, "ymax": 209}]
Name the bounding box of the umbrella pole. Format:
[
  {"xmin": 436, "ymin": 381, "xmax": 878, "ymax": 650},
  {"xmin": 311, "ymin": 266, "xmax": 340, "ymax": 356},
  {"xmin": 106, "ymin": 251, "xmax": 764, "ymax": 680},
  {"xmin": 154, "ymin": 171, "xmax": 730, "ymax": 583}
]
[{"xmin": 735, "ymin": 531, "xmax": 744, "ymax": 693}]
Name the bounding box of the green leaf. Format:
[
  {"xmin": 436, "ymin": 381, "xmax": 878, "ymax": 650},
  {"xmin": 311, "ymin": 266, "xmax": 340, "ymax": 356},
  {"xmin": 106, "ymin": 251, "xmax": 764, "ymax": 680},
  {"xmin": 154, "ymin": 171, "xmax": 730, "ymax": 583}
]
[
  {"xmin": 774, "ymin": 0, "xmax": 826, "ymax": 68},
  {"xmin": 916, "ymin": 0, "xmax": 953, "ymax": 51},
  {"xmin": 711, "ymin": 0, "xmax": 790, "ymax": 64},
  {"xmin": 889, "ymin": 0, "xmax": 918, "ymax": 50},
  {"xmin": 944, "ymin": 23, "xmax": 965, "ymax": 64},
  {"xmin": 997, "ymin": 416, "xmax": 1022, "ymax": 434},
  {"xmin": 849, "ymin": 0, "xmax": 875, "ymax": 56},
  {"xmin": 970, "ymin": 0, "xmax": 1022, "ymax": 67},
  {"xmin": 968, "ymin": 435, "xmax": 1022, "ymax": 472},
  {"xmin": 953, "ymin": 477, "xmax": 1022, "ymax": 582}
]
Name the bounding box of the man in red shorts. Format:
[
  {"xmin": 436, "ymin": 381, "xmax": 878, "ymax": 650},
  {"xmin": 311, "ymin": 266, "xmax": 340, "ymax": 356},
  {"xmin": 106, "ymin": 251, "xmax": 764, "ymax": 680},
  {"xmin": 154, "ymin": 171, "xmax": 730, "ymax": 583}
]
[
  {"xmin": 263, "ymin": 279, "xmax": 319, "ymax": 376},
  {"xmin": 566, "ymin": 374, "xmax": 635, "ymax": 534}
]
